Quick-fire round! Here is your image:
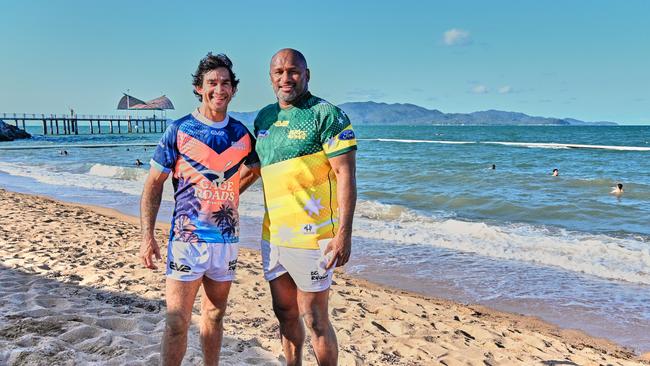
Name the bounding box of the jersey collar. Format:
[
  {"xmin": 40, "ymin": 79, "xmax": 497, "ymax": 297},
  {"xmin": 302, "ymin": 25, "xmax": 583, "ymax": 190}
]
[{"xmin": 192, "ymin": 109, "xmax": 230, "ymax": 128}]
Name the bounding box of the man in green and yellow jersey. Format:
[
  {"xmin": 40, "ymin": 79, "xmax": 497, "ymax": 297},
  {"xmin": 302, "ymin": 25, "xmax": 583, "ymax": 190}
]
[{"xmin": 254, "ymin": 48, "xmax": 357, "ymax": 365}]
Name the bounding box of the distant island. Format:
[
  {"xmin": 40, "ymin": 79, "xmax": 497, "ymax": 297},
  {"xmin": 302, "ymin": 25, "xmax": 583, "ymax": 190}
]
[{"xmin": 230, "ymin": 101, "xmax": 618, "ymax": 126}]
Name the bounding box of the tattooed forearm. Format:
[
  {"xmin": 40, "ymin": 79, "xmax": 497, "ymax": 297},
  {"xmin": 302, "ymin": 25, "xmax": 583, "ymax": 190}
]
[{"xmin": 140, "ymin": 178, "xmax": 165, "ymax": 238}]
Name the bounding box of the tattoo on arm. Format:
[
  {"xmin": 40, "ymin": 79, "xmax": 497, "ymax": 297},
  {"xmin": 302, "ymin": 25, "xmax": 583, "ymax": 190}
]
[{"xmin": 140, "ymin": 181, "xmax": 164, "ymax": 238}]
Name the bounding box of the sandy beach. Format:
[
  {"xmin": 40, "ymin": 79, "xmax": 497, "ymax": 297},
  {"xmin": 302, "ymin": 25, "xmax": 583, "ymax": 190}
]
[{"xmin": 0, "ymin": 188, "xmax": 647, "ymax": 365}]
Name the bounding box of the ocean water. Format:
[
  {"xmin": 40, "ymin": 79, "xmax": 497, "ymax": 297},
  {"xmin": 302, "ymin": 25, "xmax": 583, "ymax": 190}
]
[{"xmin": 1, "ymin": 123, "xmax": 649, "ymax": 351}]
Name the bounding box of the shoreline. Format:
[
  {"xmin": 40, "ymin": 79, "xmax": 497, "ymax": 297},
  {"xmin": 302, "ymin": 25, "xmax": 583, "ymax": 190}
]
[{"xmin": 0, "ymin": 187, "xmax": 648, "ymax": 364}]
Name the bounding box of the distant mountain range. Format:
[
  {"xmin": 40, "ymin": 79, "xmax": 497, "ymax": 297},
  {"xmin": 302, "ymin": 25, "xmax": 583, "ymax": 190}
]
[{"xmin": 230, "ymin": 101, "xmax": 618, "ymax": 126}]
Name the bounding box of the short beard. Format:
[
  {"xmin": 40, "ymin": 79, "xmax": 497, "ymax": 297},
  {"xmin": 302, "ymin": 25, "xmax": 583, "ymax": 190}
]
[{"xmin": 275, "ymin": 87, "xmax": 306, "ymax": 104}]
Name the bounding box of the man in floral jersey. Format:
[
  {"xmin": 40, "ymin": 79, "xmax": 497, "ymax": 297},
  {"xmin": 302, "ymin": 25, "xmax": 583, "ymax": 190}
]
[{"xmin": 139, "ymin": 53, "xmax": 259, "ymax": 366}]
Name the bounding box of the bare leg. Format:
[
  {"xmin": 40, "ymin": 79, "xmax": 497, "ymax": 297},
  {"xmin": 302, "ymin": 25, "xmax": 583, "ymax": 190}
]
[
  {"xmin": 269, "ymin": 274, "xmax": 304, "ymax": 366},
  {"xmin": 161, "ymin": 278, "xmax": 203, "ymax": 366},
  {"xmin": 298, "ymin": 289, "xmax": 337, "ymax": 366},
  {"xmin": 199, "ymin": 277, "xmax": 232, "ymax": 366}
]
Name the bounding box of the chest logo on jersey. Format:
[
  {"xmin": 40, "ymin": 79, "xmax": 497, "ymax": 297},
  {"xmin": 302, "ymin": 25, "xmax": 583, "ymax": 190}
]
[
  {"xmin": 195, "ymin": 172, "xmax": 236, "ymax": 202},
  {"xmin": 257, "ymin": 130, "xmax": 269, "ymax": 139},
  {"xmin": 273, "ymin": 120, "xmax": 289, "ymax": 127},
  {"xmin": 288, "ymin": 129, "xmax": 307, "ymax": 140},
  {"xmin": 210, "ymin": 130, "xmax": 226, "ymax": 136}
]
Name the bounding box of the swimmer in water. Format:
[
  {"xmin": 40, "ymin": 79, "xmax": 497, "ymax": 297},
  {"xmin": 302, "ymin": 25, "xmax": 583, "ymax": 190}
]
[
  {"xmin": 552, "ymin": 168, "xmax": 559, "ymax": 176},
  {"xmin": 135, "ymin": 159, "xmax": 143, "ymax": 166},
  {"xmin": 611, "ymin": 183, "xmax": 624, "ymax": 195}
]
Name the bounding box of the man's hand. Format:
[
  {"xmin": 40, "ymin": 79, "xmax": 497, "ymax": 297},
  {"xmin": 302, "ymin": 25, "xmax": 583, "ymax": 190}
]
[
  {"xmin": 140, "ymin": 235, "xmax": 162, "ymax": 269},
  {"xmin": 324, "ymin": 233, "xmax": 352, "ymax": 269}
]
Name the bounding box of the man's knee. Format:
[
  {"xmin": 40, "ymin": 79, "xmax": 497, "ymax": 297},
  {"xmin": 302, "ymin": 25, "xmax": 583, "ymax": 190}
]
[
  {"xmin": 166, "ymin": 311, "xmax": 191, "ymax": 337},
  {"xmin": 301, "ymin": 310, "xmax": 330, "ymax": 335},
  {"xmin": 202, "ymin": 305, "xmax": 227, "ymax": 324},
  {"xmin": 273, "ymin": 300, "xmax": 300, "ymax": 324}
]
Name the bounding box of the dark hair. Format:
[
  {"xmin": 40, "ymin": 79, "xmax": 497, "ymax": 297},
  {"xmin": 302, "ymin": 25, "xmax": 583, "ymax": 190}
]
[
  {"xmin": 617, "ymin": 183, "xmax": 623, "ymax": 189},
  {"xmin": 192, "ymin": 53, "xmax": 239, "ymax": 101},
  {"xmin": 553, "ymin": 168, "xmax": 558, "ymax": 172}
]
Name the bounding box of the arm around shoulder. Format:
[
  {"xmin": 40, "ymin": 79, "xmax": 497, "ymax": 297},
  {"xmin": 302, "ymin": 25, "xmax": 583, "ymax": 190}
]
[{"xmin": 239, "ymin": 163, "xmax": 261, "ymax": 194}]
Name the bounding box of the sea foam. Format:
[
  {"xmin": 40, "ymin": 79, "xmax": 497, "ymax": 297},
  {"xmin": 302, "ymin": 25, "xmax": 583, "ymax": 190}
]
[
  {"xmin": 353, "ymin": 200, "xmax": 650, "ymax": 285},
  {"xmin": 359, "ymin": 138, "xmax": 650, "ymax": 151},
  {"xmin": 1, "ymin": 161, "xmax": 649, "ymax": 285},
  {"xmin": 88, "ymin": 164, "xmax": 148, "ymax": 181}
]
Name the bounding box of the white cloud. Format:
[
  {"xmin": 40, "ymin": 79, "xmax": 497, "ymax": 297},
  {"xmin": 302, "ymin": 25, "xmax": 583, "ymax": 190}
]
[
  {"xmin": 498, "ymin": 86, "xmax": 512, "ymax": 94},
  {"xmin": 472, "ymin": 85, "xmax": 488, "ymax": 94},
  {"xmin": 443, "ymin": 28, "xmax": 471, "ymax": 46}
]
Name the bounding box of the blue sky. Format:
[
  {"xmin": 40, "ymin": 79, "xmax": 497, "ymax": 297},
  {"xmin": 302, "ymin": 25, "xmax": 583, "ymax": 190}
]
[{"xmin": 1, "ymin": 1, "xmax": 648, "ymax": 124}]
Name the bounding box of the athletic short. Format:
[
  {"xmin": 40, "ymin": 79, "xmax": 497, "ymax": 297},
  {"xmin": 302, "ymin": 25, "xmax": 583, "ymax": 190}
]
[
  {"xmin": 166, "ymin": 240, "xmax": 239, "ymax": 282},
  {"xmin": 261, "ymin": 239, "xmax": 336, "ymax": 292}
]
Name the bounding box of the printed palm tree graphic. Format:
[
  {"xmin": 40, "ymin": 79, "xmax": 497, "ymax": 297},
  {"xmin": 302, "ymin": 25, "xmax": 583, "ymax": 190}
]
[{"xmin": 212, "ymin": 203, "xmax": 238, "ymax": 240}]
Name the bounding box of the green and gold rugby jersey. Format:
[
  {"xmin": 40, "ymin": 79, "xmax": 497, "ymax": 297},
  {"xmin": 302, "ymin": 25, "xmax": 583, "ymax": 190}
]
[{"xmin": 254, "ymin": 92, "xmax": 357, "ymax": 250}]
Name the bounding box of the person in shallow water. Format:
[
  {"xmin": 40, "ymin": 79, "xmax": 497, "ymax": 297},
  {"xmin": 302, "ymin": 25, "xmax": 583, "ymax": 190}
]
[
  {"xmin": 611, "ymin": 183, "xmax": 624, "ymax": 195},
  {"xmin": 552, "ymin": 168, "xmax": 559, "ymax": 176},
  {"xmin": 139, "ymin": 52, "xmax": 260, "ymax": 366}
]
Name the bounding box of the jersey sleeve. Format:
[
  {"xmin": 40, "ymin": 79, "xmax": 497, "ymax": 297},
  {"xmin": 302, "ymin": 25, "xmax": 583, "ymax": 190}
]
[
  {"xmin": 253, "ymin": 108, "xmax": 265, "ymax": 136},
  {"xmin": 150, "ymin": 123, "xmax": 179, "ymax": 173},
  {"xmin": 244, "ymin": 130, "xmax": 260, "ymax": 167},
  {"xmin": 319, "ymin": 107, "xmax": 357, "ymax": 158}
]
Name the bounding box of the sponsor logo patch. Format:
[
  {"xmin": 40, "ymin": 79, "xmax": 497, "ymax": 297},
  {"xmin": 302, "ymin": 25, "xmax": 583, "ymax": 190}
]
[
  {"xmin": 231, "ymin": 141, "xmax": 248, "ymax": 150},
  {"xmin": 302, "ymin": 224, "xmax": 316, "ymax": 235},
  {"xmin": 257, "ymin": 130, "xmax": 269, "ymax": 138},
  {"xmin": 228, "ymin": 259, "xmax": 238, "ymax": 272},
  {"xmin": 310, "ymin": 270, "xmax": 329, "ymax": 282},
  {"xmin": 273, "ymin": 120, "xmax": 289, "ymax": 127},
  {"xmin": 288, "ymin": 129, "xmax": 307, "ymax": 140},
  {"xmin": 338, "ymin": 130, "xmax": 355, "ymax": 140},
  {"xmin": 169, "ymin": 261, "xmax": 191, "ymax": 273}
]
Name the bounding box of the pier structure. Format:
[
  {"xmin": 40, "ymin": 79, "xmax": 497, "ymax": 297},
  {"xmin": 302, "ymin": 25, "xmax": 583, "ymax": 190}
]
[
  {"xmin": 1, "ymin": 113, "xmax": 167, "ymax": 135},
  {"xmin": 0, "ymin": 93, "xmax": 174, "ymax": 136}
]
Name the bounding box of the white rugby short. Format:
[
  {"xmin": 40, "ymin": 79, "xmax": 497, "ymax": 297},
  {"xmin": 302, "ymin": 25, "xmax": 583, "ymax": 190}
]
[
  {"xmin": 166, "ymin": 240, "xmax": 239, "ymax": 282},
  {"xmin": 261, "ymin": 239, "xmax": 336, "ymax": 292}
]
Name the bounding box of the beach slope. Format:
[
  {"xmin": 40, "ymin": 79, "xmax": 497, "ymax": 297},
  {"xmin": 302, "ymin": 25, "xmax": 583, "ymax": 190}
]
[{"xmin": 0, "ymin": 189, "xmax": 646, "ymax": 365}]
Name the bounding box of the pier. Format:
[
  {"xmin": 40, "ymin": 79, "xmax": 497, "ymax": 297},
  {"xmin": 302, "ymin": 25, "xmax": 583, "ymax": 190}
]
[{"xmin": 1, "ymin": 113, "xmax": 168, "ymax": 135}]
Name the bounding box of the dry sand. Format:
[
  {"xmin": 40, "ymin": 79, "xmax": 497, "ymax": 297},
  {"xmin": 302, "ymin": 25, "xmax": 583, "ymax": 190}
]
[{"xmin": 0, "ymin": 188, "xmax": 648, "ymax": 365}]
